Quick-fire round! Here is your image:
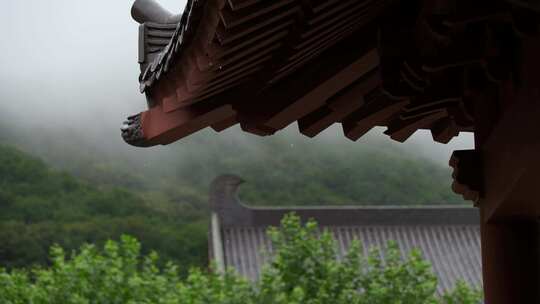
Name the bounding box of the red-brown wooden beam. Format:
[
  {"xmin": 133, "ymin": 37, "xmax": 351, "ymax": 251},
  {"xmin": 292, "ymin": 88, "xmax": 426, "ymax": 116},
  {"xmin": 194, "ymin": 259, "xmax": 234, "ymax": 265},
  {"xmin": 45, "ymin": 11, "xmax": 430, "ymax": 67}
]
[
  {"xmin": 262, "ymin": 49, "xmax": 380, "ymax": 131},
  {"xmin": 298, "ymin": 69, "xmax": 380, "ymax": 137}
]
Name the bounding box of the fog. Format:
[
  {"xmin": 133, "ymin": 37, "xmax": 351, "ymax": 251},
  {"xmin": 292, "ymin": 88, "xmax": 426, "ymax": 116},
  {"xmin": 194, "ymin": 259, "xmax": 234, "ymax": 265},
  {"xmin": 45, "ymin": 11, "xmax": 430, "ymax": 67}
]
[
  {"xmin": 0, "ymin": 0, "xmax": 184, "ymax": 123},
  {"xmin": 0, "ymin": 0, "xmax": 473, "ymax": 166}
]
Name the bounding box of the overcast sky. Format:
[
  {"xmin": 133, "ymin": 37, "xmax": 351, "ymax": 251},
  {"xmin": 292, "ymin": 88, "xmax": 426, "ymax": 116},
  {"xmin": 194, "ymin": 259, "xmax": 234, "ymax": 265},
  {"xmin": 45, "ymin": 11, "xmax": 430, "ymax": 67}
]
[
  {"xmin": 0, "ymin": 0, "xmax": 185, "ymax": 123},
  {"xmin": 0, "ymin": 0, "xmax": 473, "ymax": 163}
]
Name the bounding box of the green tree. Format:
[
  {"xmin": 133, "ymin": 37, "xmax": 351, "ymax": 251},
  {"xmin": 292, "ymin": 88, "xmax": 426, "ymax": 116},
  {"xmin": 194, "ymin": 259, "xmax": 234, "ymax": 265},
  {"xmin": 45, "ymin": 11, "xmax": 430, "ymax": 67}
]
[{"xmin": 0, "ymin": 214, "xmax": 483, "ymax": 303}]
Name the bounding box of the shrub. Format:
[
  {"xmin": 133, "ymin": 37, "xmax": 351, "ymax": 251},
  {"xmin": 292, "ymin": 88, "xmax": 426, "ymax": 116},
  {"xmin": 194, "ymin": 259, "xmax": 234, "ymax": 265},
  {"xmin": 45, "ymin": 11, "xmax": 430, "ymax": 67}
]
[{"xmin": 0, "ymin": 214, "xmax": 482, "ymax": 303}]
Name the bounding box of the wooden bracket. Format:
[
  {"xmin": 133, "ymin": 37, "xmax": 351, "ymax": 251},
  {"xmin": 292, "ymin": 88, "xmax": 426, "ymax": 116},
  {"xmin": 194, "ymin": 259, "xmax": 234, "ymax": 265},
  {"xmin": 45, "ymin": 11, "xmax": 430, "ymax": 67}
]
[{"xmin": 449, "ymin": 150, "xmax": 483, "ymax": 205}]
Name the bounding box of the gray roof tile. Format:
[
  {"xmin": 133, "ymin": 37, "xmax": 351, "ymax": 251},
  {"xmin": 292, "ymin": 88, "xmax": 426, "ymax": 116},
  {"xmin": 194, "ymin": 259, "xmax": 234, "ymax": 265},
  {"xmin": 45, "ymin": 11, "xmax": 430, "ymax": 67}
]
[{"xmin": 209, "ymin": 175, "xmax": 482, "ymax": 294}]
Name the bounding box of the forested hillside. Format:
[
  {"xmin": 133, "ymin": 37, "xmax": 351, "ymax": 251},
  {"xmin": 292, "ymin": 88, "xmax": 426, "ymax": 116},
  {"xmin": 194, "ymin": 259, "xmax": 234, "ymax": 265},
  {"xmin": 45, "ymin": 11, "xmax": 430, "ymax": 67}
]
[
  {"xmin": 0, "ymin": 145, "xmax": 207, "ymax": 270},
  {"xmin": 0, "ymin": 121, "xmax": 466, "ymax": 270},
  {"xmin": 168, "ymin": 131, "xmax": 463, "ymax": 206}
]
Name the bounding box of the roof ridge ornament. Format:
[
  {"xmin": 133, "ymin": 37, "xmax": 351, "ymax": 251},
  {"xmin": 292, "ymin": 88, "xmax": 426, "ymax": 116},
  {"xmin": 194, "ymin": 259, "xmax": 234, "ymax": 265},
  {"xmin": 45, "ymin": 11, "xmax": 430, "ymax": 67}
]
[
  {"xmin": 209, "ymin": 174, "xmax": 246, "ymax": 210},
  {"xmin": 210, "ymin": 175, "xmax": 252, "ymax": 226},
  {"xmin": 131, "ymin": 0, "xmax": 181, "ymax": 24}
]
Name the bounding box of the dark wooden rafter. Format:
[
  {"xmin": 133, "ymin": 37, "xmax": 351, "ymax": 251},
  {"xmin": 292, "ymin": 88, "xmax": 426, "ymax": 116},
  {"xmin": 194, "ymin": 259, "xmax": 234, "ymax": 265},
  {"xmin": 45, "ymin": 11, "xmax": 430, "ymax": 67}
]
[
  {"xmin": 343, "ymin": 96, "xmax": 408, "ymax": 141},
  {"xmin": 123, "ymin": 0, "xmax": 538, "ymax": 149},
  {"xmin": 430, "ymin": 117, "xmax": 460, "ymax": 144},
  {"xmin": 124, "ymin": 0, "xmax": 388, "ymax": 146},
  {"xmin": 298, "ymin": 68, "xmax": 380, "ymax": 137},
  {"xmin": 262, "ymin": 49, "xmax": 381, "ymax": 131}
]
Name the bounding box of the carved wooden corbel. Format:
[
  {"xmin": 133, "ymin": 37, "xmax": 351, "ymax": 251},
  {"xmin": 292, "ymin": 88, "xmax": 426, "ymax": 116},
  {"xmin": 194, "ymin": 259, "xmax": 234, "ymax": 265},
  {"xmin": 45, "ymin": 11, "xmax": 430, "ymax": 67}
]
[{"xmin": 450, "ymin": 150, "xmax": 483, "ymax": 205}]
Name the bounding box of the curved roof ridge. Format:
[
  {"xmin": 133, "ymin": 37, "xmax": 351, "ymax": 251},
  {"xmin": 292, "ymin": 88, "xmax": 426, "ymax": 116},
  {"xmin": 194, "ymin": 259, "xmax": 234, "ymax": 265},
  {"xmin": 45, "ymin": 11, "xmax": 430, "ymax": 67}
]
[{"xmin": 209, "ymin": 175, "xmax": 479, "ymax": 227}]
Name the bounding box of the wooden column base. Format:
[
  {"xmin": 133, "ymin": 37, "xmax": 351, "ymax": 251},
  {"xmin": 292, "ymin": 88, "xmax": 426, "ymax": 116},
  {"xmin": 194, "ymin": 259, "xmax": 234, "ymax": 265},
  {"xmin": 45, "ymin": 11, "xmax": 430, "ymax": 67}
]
[{"xmin": 481, "ymin": 216, "xmax": 540, "ymax": 303}]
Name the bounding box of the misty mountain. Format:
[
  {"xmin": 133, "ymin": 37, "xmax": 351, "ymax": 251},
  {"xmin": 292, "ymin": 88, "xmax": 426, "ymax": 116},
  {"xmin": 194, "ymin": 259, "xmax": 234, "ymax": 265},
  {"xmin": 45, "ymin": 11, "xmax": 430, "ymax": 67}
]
[
  {"xmin": 0, "ymin": 116, "xmax": 465, "ymax": 207},
  {"xmin": 0, "ymin": 144, "xmax": 207, "ymax": 270}
]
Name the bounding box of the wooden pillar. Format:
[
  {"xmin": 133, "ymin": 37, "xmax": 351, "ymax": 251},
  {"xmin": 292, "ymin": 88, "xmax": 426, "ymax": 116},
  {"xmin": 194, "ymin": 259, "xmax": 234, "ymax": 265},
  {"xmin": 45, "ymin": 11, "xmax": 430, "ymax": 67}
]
[
  {"xmin": 480, "ymin": 217, "xmax": 540, "ymax": 303},
  {"xmin": 451, "ymin": 36, "xmax": 540, "ymax": 303}
]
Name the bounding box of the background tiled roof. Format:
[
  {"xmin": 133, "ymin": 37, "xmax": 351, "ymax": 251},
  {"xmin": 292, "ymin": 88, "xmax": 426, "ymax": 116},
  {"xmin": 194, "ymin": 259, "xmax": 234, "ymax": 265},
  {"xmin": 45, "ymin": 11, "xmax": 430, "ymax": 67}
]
[{"xmin": 209, "ymin": 175, "xmax": 482, "ymax": 294}]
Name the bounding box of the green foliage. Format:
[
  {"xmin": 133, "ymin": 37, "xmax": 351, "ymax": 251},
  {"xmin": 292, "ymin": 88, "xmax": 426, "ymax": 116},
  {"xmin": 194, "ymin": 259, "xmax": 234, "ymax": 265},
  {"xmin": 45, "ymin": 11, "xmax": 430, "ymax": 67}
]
[
  {"xmin": 441, "ymin": 281, "xmax": 484, "ymax": 304},
  {"xmin": 0, "ymin": 145, "xmax": 207, "ymax": 271},
  {"xmin": 0, "ymin": 215, "xmax": 483, "ymax": 304},
  {"xmin": 261, "ymin": 214, "xmax": 482, "ymax": 304}
]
